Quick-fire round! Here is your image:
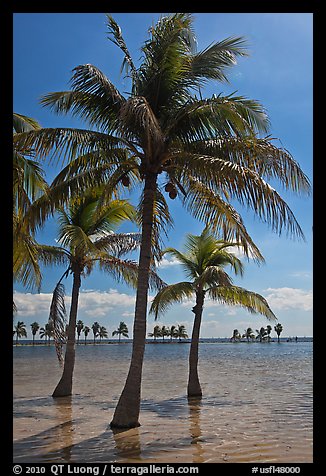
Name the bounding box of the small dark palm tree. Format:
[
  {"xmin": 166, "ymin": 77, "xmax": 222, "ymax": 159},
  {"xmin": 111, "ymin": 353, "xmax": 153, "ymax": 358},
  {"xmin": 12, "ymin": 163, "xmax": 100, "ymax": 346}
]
[
  {"xmin": 112, "ymin": 321, "xmax": 129, "ymax": 342},
  {"xmin": 175, "ymin": 324, "xmax": 189, "ymax": 342},
  {"xmin": 92, "ymin": 322, "xmax": 100, "ymax": 344},
  {"xmin": 231, "ymin": 329, "xmax": 241, "ymax": 342},
  {"xmin": 99, "ymin": 325, "xmax": 108, "ymax": 342},
  {"xmin": 150, "ymin": 228, "xmax": 276, "ymax": 397},
  {"xmin": 160, "ymin": 325, "xmax": 169, "ymax": 342},
  {"xmin": 82, "ymin": 325, "xmax": 90, "ymax": 344},
  {"xmin": 14, "ymin": 321, "xmax": 27, "ymax": 345},
  {"xmin": 14, "ymin": 13, "xmax": 309, "ymax": 428},
  {"xmin": 169, "ymin": 325, "xmax": 177, "ymax": 341},
  {"xmin": 243, "ymin": 327, "xmax": 255, "ymax": 342},
  {"xmin": 76, "ymin": 320, "xmax": 84, "ymax": 344},
  {"xmin": 256, "ymin": 327, "xmax": 268, "ymax": 343},
  {"xmin": 274, "ymin": 323, "xmax": 283, "ymax": 343},
  {"xmin": 148, "ymin": 325, "xmax": 162, "ymax": 342},
  {"xmin": 266, "ymin": 324, "xmax": 272, "ymax": 342},
  {"xmin": 30, "ymin": 321, "xmax": 40, "ymax": 345}
]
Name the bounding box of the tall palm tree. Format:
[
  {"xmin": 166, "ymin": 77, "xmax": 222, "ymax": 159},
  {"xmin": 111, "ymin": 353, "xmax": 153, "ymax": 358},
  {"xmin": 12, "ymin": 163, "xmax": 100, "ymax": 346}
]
[
  {"xmin": 148, "ymin": 324, "xmax": 161, "ymax": 342},
  {"xmin": 14, "ymin": 13, "xmax": 310, "ymax": 427},
  {"xmin": 112, "ymin": 321, "xmax": 129, "ymax": 342},
  {"xmin": 274, "ymin": 323, "xmax": 283, "ymax": 343},
  {"xmin": 82, "ymin": 325, "xmax": 90, "ymax": 344},
  {"xmin": 98, "ymin": 325, "xmax": 108, "ymax": 342},
  {"xmin": 43, "ymin": 189, "xmax": 146, "ymax": 398},
  {"xmin": 76, "ymin": 320, "xmax": 84, "ymax": 344},
  {"xmin": 13, "ymin": 321, "xmax": 27, "ymax": 345},
  {"xmin": 150, "ymin": 228, "xmax": 276, "ymax": 397},
  {"xmin": 30, "ymin": 321, "xmax": 40, "ymax": 345},
  {"xmin": 243, "ymin": 327, "xmax": 255, "ymax": 342},
  {"xmin": 92, "ymin": 322, "xmax": 100, "ymax": 344}
]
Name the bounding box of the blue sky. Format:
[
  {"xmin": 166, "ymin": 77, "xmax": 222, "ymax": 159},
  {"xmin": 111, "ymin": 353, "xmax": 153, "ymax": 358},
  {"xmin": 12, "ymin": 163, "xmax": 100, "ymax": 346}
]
[{"xmin": 13, "ymin": 13, "xmax": 313, "ymax": 339}]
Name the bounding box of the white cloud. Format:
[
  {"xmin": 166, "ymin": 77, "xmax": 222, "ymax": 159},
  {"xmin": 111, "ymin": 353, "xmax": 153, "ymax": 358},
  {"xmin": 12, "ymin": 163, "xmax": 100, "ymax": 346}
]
[
  {"xmin": 156, "ymin": 257, "xmax": 181, "ymax": 268},
  {"xmin": 263, "ymin": 287, "xmax": 313, "ymax": 311}
]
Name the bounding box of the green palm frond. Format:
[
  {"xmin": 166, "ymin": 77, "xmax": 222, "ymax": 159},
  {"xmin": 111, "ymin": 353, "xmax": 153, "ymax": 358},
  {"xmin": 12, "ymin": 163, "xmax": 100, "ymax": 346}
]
[
  {"xmin": 13, "ymin": 128, "xmax": 125, "ymax": 165},
  {"xmin": 13, "ymin": 113, "xmax": 41, "ymax": 133},
  {"xmin": 207, "ymin": 285, "xmax": 277, "ymax": 320},
  {"xmin": 106, "ymin": 15, "xmax": 137, "ymax": 80},
  {"xmin": 179, "ymin": 176, "xmax": 264, "ymax": 263},
  {"xmin": 94, "ymin": 232, "xmax": 141, "ymax": 257},
  {"xmin": 196, "ymin": 266, "xmax": 233, "ymax": 288},
  {"xmin": 149, "ymin": 281, "xmax": 195, "ymax": 319}
]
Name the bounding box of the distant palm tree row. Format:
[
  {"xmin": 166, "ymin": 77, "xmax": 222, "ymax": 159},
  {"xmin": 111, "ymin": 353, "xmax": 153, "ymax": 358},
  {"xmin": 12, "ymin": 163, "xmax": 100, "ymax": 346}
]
[
  {"xmin": 148, "ymin": 324, "xmax": 188, "ymax": 342},
  {"xmin": 13, "ymin": 320, "xmax": 130, "ymax": 345},
  {"xmin": 231, "ymin": 324, "xmax": 284, "ymax": 343}
]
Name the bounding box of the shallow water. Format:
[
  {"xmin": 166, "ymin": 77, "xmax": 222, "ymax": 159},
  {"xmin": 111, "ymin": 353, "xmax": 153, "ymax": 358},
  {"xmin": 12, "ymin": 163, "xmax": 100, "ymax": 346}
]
[{"xmin": 13, "ymin": 341, "xmax": 313, "ymax": 463}]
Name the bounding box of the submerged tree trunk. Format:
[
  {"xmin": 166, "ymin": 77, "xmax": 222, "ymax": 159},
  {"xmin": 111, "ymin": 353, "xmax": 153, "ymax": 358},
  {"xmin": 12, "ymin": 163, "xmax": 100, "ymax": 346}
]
[
  {"xmin": 110, "ymin": 173, "xmax": 157, "ymax": 429},
  {"xmin": 188, "ymin": 290, "xmax": 205, "ymax": 398},
  {"xmin": 52, "ymin": 268, "xmax": 81, "ymax": 398}
]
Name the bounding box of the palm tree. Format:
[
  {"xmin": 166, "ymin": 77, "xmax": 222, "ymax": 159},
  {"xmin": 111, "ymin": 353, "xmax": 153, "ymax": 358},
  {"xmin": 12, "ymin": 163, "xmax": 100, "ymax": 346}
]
[
  {"xmin": 30, "ymin": 322, "xmax": 40, "ymax": 345},
  {"xmin": 150, "ymin": 228, "xmax": 276, "ymax": 397},
  {"xmin": 175, "ymin": 324, "xmax": 189, "ymax": 342},
  {"xmin": 13, "ymin": 113, "xmax": 49, "ymax": 295},
  {"xmin": 98, "ymin": 325, "xmax": 108, "ymax": 342},
  {"xmin": 231, "ymin": 329, "xmax": 241, "ymax": 342},
  {"xmin": 169, "ymin": 325, "xmax": 177, "ymax": 341},
  {"xmin": 14, "ymin": 14, "xmax": 310, "ymax": 428},
  {"xmin": 76, "ymin": 320, "xmax": 84, "ymax": 344},
  {"xmin": 274, "ymin": 323, "xmax": 283, "ymax": 343},
  {"xmin": 13, "ymin": 321, "xmax": 27, "ymax": 345},
  {"xmin": 92, "ymin": 322, "xmax": 100, "ymax": 344},
  {"xmin": 44, "ymin": 189, "xmax": 146, "ymax": 398},
  {"xmin": 266, "ymin": 324, "xmax": 272, "ymax": 342},
  {"xmin": 112, "ymin": 321, "xmax": 129, "ymax": 342},
  {"xmin": 256, "ymin": 327, "xmax": 268, "ymax": 343},
  {"xmin": 243, "ymin": 327, "xmax": 255, "ymax": 342},
  {"xmin": 148, "ymin": 325, "xmax": 161, "ymax": 342},
  {"xmin": 82, "ymin": 325, "xmax": 90, "ymax": 344},
  {"xmin": 160, "ymin": 325, "xmax": 169, "ymax": 342}
]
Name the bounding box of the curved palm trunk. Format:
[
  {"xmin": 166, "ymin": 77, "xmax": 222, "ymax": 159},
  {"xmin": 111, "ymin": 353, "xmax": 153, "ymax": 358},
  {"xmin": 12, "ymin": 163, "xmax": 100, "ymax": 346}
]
[
  {"xmin": 188, "ymin": 290, "xmax": 205, "ymax": 398},
  {"xmin": 110, "ymin": 173, "xmax": 157, "ymax": 429},
  {"xmin": 52, "ymin": 268, "xmax": 81, "ymax": 398}
]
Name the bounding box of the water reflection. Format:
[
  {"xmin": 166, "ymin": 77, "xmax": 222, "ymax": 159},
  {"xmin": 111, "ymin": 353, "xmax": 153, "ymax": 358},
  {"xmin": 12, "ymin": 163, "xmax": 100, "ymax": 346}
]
[
  {"xmin": 112, "ymin": 427, "xmax": 142, "ymax": 460},
  {"xmin": 52, "ymin": 396, "xmax": 74, "ymax": 462},
  {"xmin": 187, "ymin": 397, "xmax": 205, "ymax": 463}
]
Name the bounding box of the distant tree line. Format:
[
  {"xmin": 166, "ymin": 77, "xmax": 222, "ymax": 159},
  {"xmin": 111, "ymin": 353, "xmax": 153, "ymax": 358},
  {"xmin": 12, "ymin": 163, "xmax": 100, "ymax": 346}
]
[
  {"xmin": 230, "ymin": 324, "xmax": 284, "ymax": 343},
  {"xmin": 148, "ymin": 324, "xmax": 189, "ymax": 342},
  {"xmin": 13, "ymin": 320, "xmax": 130, "ymax": 345}
]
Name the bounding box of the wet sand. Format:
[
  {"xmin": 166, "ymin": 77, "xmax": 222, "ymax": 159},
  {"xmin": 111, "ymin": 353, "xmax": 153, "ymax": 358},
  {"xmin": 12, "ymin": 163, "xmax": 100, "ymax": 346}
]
[{"xmin": 13, "ymin": 342, "xmax": 313, "ymax": 463}]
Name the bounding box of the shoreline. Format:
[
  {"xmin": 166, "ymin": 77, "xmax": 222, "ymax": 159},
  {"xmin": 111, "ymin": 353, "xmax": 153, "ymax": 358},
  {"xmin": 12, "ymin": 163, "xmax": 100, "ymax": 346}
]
[{"xmin": 13, "ymin": 337, "xmax": 313, "ymax": 347}]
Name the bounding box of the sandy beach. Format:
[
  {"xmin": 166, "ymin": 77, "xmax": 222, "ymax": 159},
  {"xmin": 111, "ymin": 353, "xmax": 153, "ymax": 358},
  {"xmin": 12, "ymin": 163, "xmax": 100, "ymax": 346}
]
[{"xmin": 13, "ymin": 341, "xmax": 313, "ymax": 463}]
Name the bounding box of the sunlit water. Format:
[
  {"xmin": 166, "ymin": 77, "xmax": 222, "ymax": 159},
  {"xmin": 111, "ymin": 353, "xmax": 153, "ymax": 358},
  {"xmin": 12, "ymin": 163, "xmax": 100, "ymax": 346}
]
[{"xmin": 13, "ymin": 341, "xmax": 313, "ymax": 463}]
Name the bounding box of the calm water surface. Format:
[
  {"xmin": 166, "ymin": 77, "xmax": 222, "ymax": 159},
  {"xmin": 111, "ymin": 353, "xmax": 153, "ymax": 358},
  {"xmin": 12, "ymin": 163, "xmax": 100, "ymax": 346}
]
[{"xmin": 13, "ymin": 341, "xmax": 313, "ymax": 463}]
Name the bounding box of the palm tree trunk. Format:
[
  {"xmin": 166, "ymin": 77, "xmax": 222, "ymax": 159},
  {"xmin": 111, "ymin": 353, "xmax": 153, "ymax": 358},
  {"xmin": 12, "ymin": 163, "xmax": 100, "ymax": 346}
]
[
  {"xmin": 188, "ymin": 290, "xmax": 205, "ymax": 398},
  {"xmin": 110, "ymin": 172, "xmax": 157, "ymax": 429},
  {"xmin": 52, "ymin": 268, "xmax": 81, "ymax": 398}
]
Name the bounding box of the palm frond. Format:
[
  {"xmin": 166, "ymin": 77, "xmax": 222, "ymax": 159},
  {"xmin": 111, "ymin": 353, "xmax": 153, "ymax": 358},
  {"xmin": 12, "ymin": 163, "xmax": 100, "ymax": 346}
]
[
  {"xmin": 207, "ymin": 285, "xmax": 277, "ymax": 320},
  {"xmin": 49, "ymin": 281, "xmax": 68, "ymax": 365},
  {"xmin": 149, "ymin": 281, "xmax": 195, "ymax": 319},
  {"xmin": 13, "ymin": 128, "xmax": 125, "ymax": 166},
  {"xmin": 179, "ymin": 175, "xmax": 264, "ymax": 263},
  {"xmin": 13, "ymin": 113, "xmax": 41, "ymax": 133},
  {"xmin": 94, "ymin": 232, "xmax": 141, "ymax": 257},
  {"xmin": 106, "ymin": 15, "xmax": 137, "ymax": 80}
]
